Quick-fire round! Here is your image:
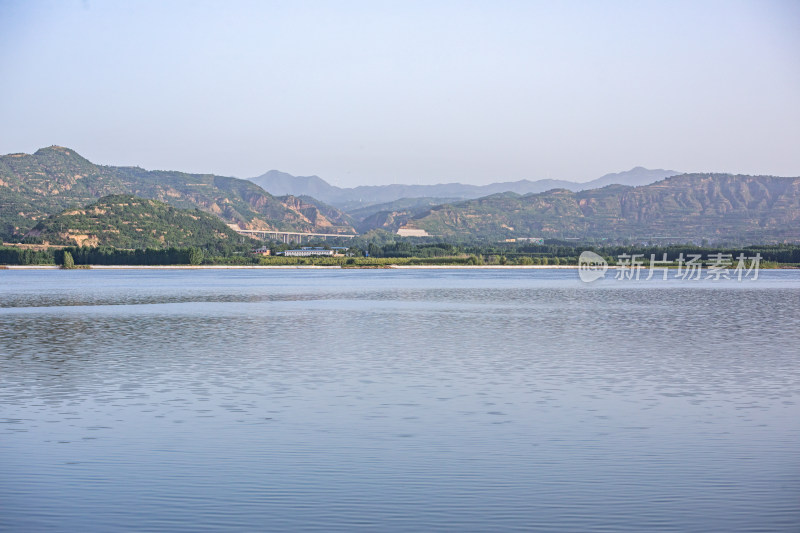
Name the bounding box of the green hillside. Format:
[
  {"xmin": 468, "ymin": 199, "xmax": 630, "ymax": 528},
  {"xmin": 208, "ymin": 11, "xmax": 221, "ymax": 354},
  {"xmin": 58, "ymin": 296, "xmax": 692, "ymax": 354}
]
[
  {"xmin": 26, "ymin": 194, "xmax": 254, "ymax": 251},
  {"xmin": 0, "ymin": 146, "xmax": 356, "ymax": 240},
  {"xmin": 400, "ymin": 174, "xmax": 800, "ymax": 244}
]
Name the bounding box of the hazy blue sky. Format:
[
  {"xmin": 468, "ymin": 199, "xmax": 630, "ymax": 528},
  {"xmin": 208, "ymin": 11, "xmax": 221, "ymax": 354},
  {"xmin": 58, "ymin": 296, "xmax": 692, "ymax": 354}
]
[{"xmin": 1, "ymin": 0, "xmax": 798, "ymax": 186}]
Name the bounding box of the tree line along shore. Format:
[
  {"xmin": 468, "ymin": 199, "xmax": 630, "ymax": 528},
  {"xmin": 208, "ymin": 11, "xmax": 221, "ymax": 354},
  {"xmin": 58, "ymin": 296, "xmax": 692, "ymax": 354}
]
[{"xmin": 1, "ymin": 242, "xmax": 799, "ymax": 269}]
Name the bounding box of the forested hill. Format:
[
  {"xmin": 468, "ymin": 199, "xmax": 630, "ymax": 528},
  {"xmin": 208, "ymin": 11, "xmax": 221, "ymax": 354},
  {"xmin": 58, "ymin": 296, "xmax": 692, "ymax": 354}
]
[
  {"xmin": 26, "ymin": 194, "xmax": 253, "ymax": 251},
  {"xmin": 396, "ymin": 174, "xmax": 800, "ymax": 244},
  {"xmin": 0, "ymin": 146, "xmax": 355, "ymax": 240}
]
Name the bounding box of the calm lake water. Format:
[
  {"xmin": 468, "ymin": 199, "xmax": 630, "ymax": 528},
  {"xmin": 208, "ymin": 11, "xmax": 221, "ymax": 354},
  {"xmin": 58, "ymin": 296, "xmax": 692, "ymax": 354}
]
[{"xmin": 1, "ymin": 269, "xmax": 799, "ymax": 532}]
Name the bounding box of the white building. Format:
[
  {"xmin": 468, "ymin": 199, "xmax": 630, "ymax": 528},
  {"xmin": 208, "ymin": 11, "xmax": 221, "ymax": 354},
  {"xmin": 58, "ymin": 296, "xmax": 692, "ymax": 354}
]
[
  {"xmin": 396, "ymin": 227, "xmax": 430, "ymax": 237},
  {"xmin": 282, "ymin": 248, "xmax": 336, "ymax": 257}
]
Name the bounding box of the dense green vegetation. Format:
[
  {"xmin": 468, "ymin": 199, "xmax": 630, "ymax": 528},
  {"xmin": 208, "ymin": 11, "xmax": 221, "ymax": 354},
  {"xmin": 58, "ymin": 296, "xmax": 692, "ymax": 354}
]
[
  {"xmin": 26, "ymin": 194, "xmax": 254, "ymax": 253},
  {"xmin": 57, "ymin": 247, "xmax": 208, "ymax": 266},
  {"xmin": 62, "ymin": 251, "xmax": 75, "ymax": 269},
  {"xmin": 0, "ymin": 246, "xmax": 210, "ymax": 266},
  {"xmin": 342, "ymin": 239, "xmax": 800, "ymax": 266},
  {"xmin": 0, "ymin": 246, "xmax": 56, "ymax": 265},
  {"xmin": 2, "ymin": 241, "xmax": 798, "ymax": 267}
]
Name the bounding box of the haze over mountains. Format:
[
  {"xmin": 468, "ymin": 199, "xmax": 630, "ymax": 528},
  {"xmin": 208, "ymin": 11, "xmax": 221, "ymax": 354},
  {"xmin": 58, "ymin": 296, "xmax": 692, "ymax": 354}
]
[{"xmin": 248, "ymin": 167, "xmax": 681, "ymax": 209}]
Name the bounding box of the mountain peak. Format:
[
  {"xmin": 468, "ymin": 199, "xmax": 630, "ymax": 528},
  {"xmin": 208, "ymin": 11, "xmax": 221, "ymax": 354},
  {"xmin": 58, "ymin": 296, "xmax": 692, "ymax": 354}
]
[
  {"xmin": 34, "ymin": 145, "xmax": 77, "ymax": 156},
  {"xmin": 262, "ymin": 169, "xmax": 323, "ymax": 181},
  {"xmin": 29, "ymin": 146, "xmax": 94, "ymax": 166},
  {"xmin": 249, "ymin": 169, "xmax": 338, "ymax": 198}
]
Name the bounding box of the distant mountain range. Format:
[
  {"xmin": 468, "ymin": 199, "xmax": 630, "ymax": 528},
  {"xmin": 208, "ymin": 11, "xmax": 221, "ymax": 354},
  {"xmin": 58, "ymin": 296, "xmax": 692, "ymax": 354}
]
[
  {"xmin": 0, "ymin": 146, "xmax": 356, "ymax": 240},
  {"xmin": 2, "ymin": 147, "xmax": 798, "ymax": 246},
  {"xmin": 391, "ymin": 174, "xmax": 800, "ymax": 244},
  {"xmin": 247, "ymin": 167, "xmax": 681, "ymax": 209}
]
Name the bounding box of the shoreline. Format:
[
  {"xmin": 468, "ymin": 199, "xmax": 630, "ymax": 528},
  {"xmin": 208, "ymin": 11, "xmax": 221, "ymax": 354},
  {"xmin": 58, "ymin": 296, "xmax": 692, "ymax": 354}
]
[
  {"xmin": 3, "ymin": 264, "xmax": 796, "ymax": 271},
  {"xmin": 2, "ymin": 264, "xmax": 585, "ymax": 270}
]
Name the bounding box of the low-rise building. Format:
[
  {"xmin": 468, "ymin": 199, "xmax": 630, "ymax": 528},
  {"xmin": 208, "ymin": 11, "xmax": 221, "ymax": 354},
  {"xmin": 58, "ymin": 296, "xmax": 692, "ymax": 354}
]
[
  {"xmin": 396, "ymin": 227, "xmax": 430, "ymax": 237},
  {"xmin": 282, "ymin": 248, "xmax": 336, "ymax": 257}
]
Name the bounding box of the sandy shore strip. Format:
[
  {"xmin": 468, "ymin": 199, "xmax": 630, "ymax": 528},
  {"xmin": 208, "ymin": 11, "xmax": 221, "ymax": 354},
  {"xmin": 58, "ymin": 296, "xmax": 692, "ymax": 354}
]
[
  {"xmin": 3, "ymin": 265, "xmax": 341, "ymax": 270},
  {"xmin": 3, "ymin": 265, "xmax": 61, "ymax": 270},
  {"xmin": 388, "ymin": 264, "xmax": 582, "ymax": 269},
  {"xmin": 4, "ymin": 264, "xmax": 791, "ymax": 271}
]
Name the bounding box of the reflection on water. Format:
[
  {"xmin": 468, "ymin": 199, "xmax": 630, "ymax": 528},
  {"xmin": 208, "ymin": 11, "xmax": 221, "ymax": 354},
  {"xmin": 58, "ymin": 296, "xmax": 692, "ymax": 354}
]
[{"xmin": 1, "ymin": 270, "xmax": 799, "ymax": 532}]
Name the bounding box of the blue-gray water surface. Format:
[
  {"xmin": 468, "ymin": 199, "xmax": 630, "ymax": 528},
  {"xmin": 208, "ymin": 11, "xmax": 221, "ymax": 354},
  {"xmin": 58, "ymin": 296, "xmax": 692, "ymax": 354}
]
[{"xmin": 1, "ymin": 269, "xmax": 799, "ymax": 532}]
